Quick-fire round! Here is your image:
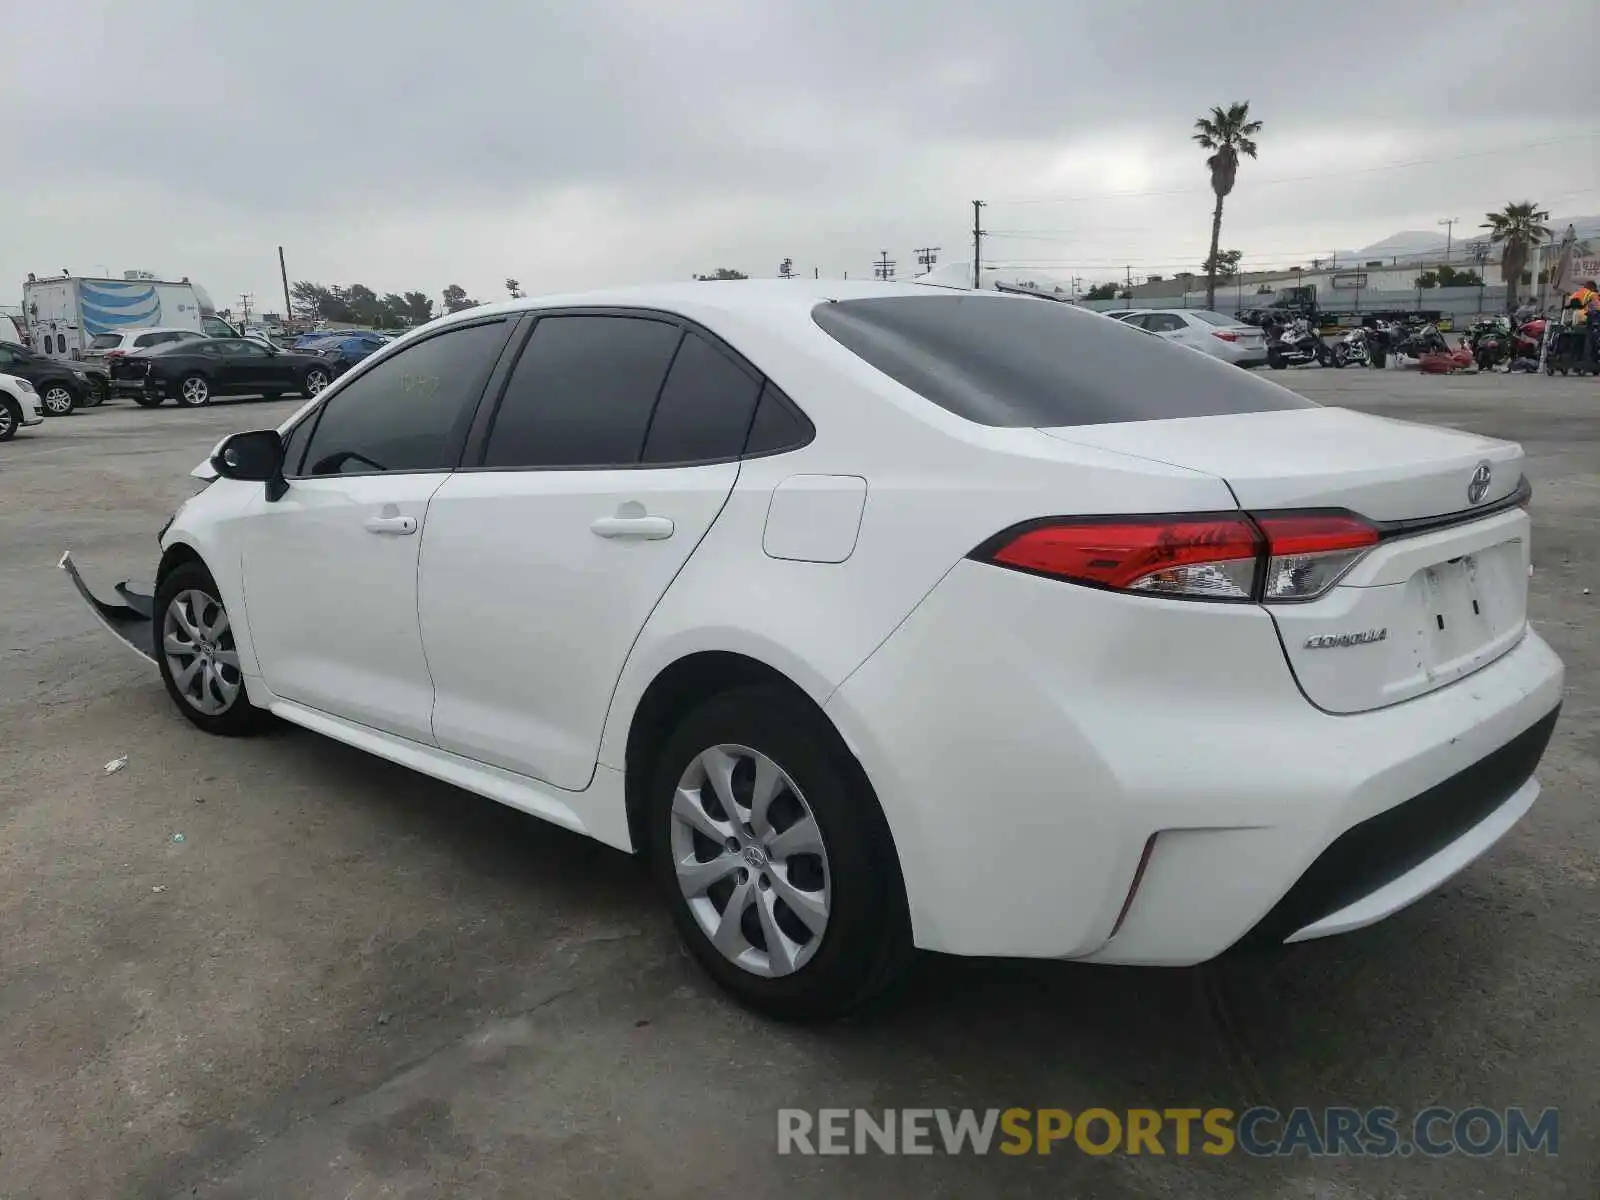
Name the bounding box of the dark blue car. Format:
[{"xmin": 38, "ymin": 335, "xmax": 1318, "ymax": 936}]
[{"xmin": 299, "ymin": 332, "xmax": 391, "ymax": 375}]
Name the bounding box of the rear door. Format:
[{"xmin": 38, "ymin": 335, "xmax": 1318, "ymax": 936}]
[{"xmin": 419, "ymin": 314, "xmax": 759, "ymax": 790}]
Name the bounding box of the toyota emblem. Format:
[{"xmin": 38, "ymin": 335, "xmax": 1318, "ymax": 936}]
[{"xmin": 1467, "ymin": 461, "xmax": 1492, "ymax": 505}]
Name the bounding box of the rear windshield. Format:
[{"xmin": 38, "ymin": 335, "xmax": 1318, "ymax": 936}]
[
  {"xmin": 1190, "ymin": 310, "xmax": 1239, "ymax": 327},
  {"xmin": 89, "ymin": 334, "xmax": 122, "ymax": 349},
  {"xmin": 811, "ymin": 295, "xmax": 1316, "ymax": 427}
]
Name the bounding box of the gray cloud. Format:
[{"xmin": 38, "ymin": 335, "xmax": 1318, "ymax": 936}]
[{"xmin": 5, "ymin": 0, "xmax": 1596, "ymax": 307}]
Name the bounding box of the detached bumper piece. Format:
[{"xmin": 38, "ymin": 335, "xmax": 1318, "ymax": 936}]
[
  {"xmin": 58, "ymin": 551, "xmax": 159, "ymax": 665},
  {"xmin": 1232, "ymin": 705, "xmax": 1561, "ymax": 951}
]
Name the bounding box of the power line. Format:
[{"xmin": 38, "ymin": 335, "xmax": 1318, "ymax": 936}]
[
  {"xmin": 873, "ymin": 250, "xmax": 897, "ymax": 281},
  {"xmin": 990, "ymin": 134, "xmax": 1600, "ymax": 206}
]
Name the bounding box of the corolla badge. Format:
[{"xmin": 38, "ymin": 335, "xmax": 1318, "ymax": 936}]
[
  {"xmin": 1304, "ymin": 629, "xmax": 1388, "ymax": 649},
  {"xmin": 1467, "ymin": 461, "xmax": 1493, "ymax": 505}
]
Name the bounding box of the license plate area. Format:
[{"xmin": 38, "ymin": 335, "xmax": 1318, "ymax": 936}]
[{"xmin": 1403, "ymin": 539, "xmax": 1524, "ymax": 679}]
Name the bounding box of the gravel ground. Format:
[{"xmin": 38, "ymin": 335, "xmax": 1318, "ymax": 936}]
[{"xmin": 0, "ymin": 371, "xmax": 1595, "ymax": 1199}]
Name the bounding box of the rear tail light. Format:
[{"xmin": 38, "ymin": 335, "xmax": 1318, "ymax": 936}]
[
  {"xmin": 1211, "ymin": 331, "xmax": 1241, "ymax": 342},
  {"xmin": 975, "ymin": 510, "xmax": 1381, "ymax": 603}
]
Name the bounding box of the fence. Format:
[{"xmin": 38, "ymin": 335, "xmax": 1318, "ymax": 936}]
[{"xmin": 1081, "ymin": 284, "xmax": 1522, "ymax": 325}]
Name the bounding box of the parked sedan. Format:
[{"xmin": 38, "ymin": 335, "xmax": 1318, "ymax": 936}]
[
  {"xmin": 118, "ymin": 337, "xmax": 334, "ymax": 407},
  {"xmin": 305, "ymin": 331, "xmax": 391, "ymax": 376},
  {"xmin": 62, "ymin": 282, "xmax": 1563, "ymax": 1019},
  {"xmin": 1118, "ymin": 309, "xmax": 1268, "ymax": 367},
  {"xmin": 0, "ymin": 340, "xmax": 98, "ymax": 415}
]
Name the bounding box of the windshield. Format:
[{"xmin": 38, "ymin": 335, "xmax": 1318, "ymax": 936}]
[
  {"xmin": 811, "ymin": 295, "xmax": 1317, "ymax": 428},
  {"xmin": 89, "ymin": 334, "xmax": 122, "ymax": 349}
]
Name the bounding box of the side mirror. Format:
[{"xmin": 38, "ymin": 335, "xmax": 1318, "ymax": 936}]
[{"xmin": 212, "ymin": 430, "xmax": 287, "ymax": 499}]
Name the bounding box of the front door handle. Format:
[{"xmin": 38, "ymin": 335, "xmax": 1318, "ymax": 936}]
[
  {"xmin": 590, "ymin": 514, "xmax": 675, "ymax": 541},
  {"xmin": 364, "ymin": 515, "xmax": 417, "ymax": 536}
]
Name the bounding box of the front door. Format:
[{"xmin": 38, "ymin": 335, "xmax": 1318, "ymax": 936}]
[
  {"xmin": 215, "ymin": 340, "xmax": 275, "ymax": 392},
  {"xmin": 420, "ymin": 315, "xmax": 763, "ymax": 790},
  {"xmin": 237, "ymin": 316, "xmax": 515, "ymax": 741}
]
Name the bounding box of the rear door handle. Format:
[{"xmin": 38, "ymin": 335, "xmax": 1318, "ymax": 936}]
[
  {"xmin": 590, "ymin": 514, "xmax": 675, "ymax": 540},
  {"xmin": 364, "ymin": 515, "xmax": 417, "ymax": 535}
]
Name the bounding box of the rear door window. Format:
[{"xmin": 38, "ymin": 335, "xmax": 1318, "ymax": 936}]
[
  {"xmin": 481, "ymin": 315, "xmax": 682, "ymax": 469},
  {"xmin": 811, "ymin": 295, "xmax": 1317, "ymax": 427},
  {"xmin": 641, "ymin": 332, "xmax": 764, "ymax": 464}
]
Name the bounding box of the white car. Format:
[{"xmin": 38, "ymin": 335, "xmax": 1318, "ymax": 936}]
[
  {"xmin": 83, "ymin": 326, "xmax": 207, "ymax": 368},
  {"xmin": 1118, "ymin": 308, "xmax": 1268, "ymax": 367},
  {"xmin": 0, "ymin": 370, "xmax": 44, "ymax": 440},
  {"xmin": 62, "ymin": 281, "xmax": 1564, "ymax": 1019}
]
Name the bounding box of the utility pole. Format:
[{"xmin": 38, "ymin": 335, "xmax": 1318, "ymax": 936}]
[
  {"xmin": 915, "ymin": 246, "xmax": 941, "ymax": 274},
  {"xmin": 1438, "ymin": 217, "xmax": 1459, "ymax": 263},
  {"xmin": 971, "ymin": 200, "xmax": 985, "ymax": 288},
  {"xmin": 236, "ymin": 293, "xmax": 254, "ymax": 329},
  {"xmin": 814, "ymin": 267, "xmax": 819, "ymax": 279},
  {"xmin": 1124, "ymin": 265, "xmax": 1133, "ymax": 299},
  {"xmin": 873, "ymin": 250, "xmax": 896, "ymax": 281},
  {"xmin": 278, "ymin": 246, "xmax": 291, "ymax": 322}
]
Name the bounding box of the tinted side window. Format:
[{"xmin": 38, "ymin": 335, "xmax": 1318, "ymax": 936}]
[
  {"xmin": 281, "ymin": 411, "xmax": 317, "ymax": 477},
  {"xmin": 483, "ymin": 315, "xmax": 682, "ymax": 469},
  {"xmin": 743, "ymin": 382, "xmax": 813, "ymax": 456},
  {"xmin": 811, "ymin": 296, "xmax": 1318, "ymax": 427},
  {"xmin": 641, "ymin": 333, "xmax": 763, "ymax": 464},
  {"xmin": 301, "ymin": 320, "xmax": 509, "ymax": 476}
]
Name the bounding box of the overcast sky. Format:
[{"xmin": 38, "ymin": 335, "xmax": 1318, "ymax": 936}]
[{"xmin": 6, "ymin": 0, "xmax": 1597, "ymax": 314}]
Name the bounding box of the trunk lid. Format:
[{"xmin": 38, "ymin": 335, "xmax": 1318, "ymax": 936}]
[{"xmin": 1039, "ymin": 407, "xmax": 1531, "ymax": 713}]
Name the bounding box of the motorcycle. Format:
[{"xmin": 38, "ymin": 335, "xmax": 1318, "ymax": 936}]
[
  {"xmin": 1386, "ymin": 319, "xmax": 1449, "ymax": 362},
  {"xmin": 1464, "ymin": 317, "xmax": 1511, "ymax": 370},
  {"xmin": 1331, "ymin": 324, "xmax": 1387, "ymax": 369},
  {"xmin": 1265, "ymin": 317, "xmax": 1332, "ymax": 368}
]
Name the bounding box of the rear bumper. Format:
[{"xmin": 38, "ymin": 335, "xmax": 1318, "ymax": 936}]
[{"xmin": 825, "ymin": 559, "xmax": 1565, "ymax": 963}]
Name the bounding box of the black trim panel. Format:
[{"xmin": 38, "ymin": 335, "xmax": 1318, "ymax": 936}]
[{"xmin": 1231, "ymin": 704, "xmax": 1560, "ymax": 951}]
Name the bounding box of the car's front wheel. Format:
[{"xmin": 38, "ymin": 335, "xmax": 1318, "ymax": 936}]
[
  {"xmin": 40, "ymin": 384, "xmax": 76, "ymax": 416},
  {"xmin": 176, "ymin": 374, "xmax": 211, "ymax": 407},
  {"xmin": 302, "ymin": 367, "xmax": 330, "ymax": 397},
  {"xmin": 155, "ymin": 561, "xmax": 267, "ymax": 736},
  {"xmin": 649, "ymin": 686, "xmax": 912, "ymax": 1021}
]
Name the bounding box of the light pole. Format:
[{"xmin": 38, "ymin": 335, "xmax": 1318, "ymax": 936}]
[{"xmin": 1438, "ymin": 217, "xmax": 1459, "ymax": 264}]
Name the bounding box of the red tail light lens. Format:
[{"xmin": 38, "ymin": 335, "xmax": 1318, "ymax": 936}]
[
  {"xmin": 986, "ymin": 515, "xmax": 1262, "ymax": 601},
  {"xmin": 1253, "ymin": 513, "xmax": 1379, "ymax": 600},
  {"xmin": 1211, "ymin": 331, "xmax": 1241, "ymax": 342},
  {"xmin": 976, "ymin": 511, "xmax": 1380, "ymax": 603}
]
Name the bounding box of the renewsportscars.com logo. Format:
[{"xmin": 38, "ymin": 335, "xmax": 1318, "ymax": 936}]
[{"xmin": 777, "ymin": 1106, "xmax": 1559, "ymax": 1158}]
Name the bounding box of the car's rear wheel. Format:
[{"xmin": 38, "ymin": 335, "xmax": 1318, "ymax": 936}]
[
  {"xmin": 40, "ymin": 384, "xmax": 76, "ymax": 416},
  {"xmin": 649, "ymin": 685, "xmax": 912, "ymax": 1021},
  {"xmin": 302, "ymin": 367, "xmax": 330, "ymax": 397},
  {"xmin": 0, "ymin": 399, "xmax": 18, "ymax": 441},
  {"xmin": 177, "ymin": 374, "xmax": 211, "ymax": 407},
  {"xmin": 155, "ymin": 561, "xmax": 267, "ymax": 736}
]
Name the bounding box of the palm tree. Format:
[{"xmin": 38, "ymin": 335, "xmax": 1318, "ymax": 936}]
[
  {"xmin": 1193, "ymin": 102, "xmax": 1262, "ymax": 310},
  {"xmin": 1480, "ymin": 202, "xmax": 1552, "ymax": 309}
]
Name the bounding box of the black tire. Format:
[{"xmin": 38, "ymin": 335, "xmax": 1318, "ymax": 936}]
[
  {"xmin": 648, "ymin": 685, "xmax": 913, "ymax": 1021},
  {"xmin": 1267, "ymin": 349, "xmax": 1287, "ymax": 370},
  {"xmin": 176, "ymin": 373, "xmax": 211, "ymax": 407},
  {"xmin": 1369, "ymin": 347, "xmax": 1387, "ymax": 369},
  {"xmin": 134, "ymin": 393, "xmax": 164, "ymax": 408},
  {"xmin": 83, "ymin": 378, "xmax": 108, "ymax": 407},
  {"xmin": 301, "ymin": 366, "xmax": 331, "ymax": 397},
  {"xmin": 39, "ymin": 383, "xmax": 77, "ymax": 416},
  {"xmin": 154, "ymin": 560, "xmax": 268, "ymax": 736},
  {"xmin": 1331, "ymin": 344, "xmax": 1349, "ymax": 368},
  {"xmin": 0, "ymin": 398, "xmax": 18, "ymax": 441}
]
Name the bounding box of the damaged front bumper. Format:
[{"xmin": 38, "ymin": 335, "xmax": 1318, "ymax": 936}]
[{"xmin": 58, "ymin": 551, "xmax": 159, "ymax": 665}]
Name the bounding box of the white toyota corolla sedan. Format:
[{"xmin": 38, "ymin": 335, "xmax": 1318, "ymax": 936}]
[{"xmin": 63, "ymin": 280, "xmax": 1564, "ymax": 1020}]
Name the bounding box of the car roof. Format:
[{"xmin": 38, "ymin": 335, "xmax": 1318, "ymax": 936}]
[{"xmin": 419, "ymin": 278, "xmax": 1066, "ymax": 342}]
